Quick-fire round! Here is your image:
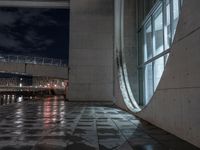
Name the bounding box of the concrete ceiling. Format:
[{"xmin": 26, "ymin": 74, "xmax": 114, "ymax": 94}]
[{"xmin": 0, "ymin": 0, "xmax": 69, "ymax": 8}]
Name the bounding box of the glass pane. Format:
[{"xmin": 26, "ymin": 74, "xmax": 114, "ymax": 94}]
[
  {"xmin": 144, "ymin": 63, "xmax": 153, "ymax": 104},
  {"xmin": 144, "ymin": 21, "xmax": 153, "ymax": 61},
  {"xmin": 154, "ymin": 56, "xmax": 164, "ymax": 90},
  {"xmin": 172, "ymin": 0, "xmax": 179, "ymax": 39},
  {"xmin": 165, "ymin": 0, "xmax": 171, "ymax": 49},
  {"xmin": 154, "ymin": 8, "xmax": 164, "ymax": 55}
]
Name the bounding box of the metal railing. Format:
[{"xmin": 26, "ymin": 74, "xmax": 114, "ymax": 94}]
[{"xmin": 0, "ymin": 54, "xmax": 67, "ymax": 67}]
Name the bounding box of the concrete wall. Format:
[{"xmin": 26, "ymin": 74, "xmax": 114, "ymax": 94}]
[
  {"xmin": 113, "ymin": 0, "xmax": 128, "ymax": 110},
  {"xmin": 114, "ymin": 0, "xmax": 200, "ymax": 147},
  {"xmin": 68, "ymin": 0, "xmax": 114, "ymax": 101},
  {"xmin": 114, "ymin": 0, "xmax": 140, "ymax": 111},
  {"xmin": 0, "ymin": 62, "xmax": 68, "ymax": 79},
  {"xmin": 135, "ymin": 0, "xmax": 200, "ymax": 148},
  {"xmin": 123, "ymin": 0, "xmax": 139, "ymax": 102}
]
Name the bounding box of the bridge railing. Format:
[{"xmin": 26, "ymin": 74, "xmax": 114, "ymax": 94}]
[{"xmin": 0, "ymin": 54, "xmax": 67, "ymax": 67}]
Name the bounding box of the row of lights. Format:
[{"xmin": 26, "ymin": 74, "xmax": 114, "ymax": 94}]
[
  {"xmin": 39, "ymin": 82, "xmax": 65, "ymax": 88},
  {"xmin": 18, "ymin": 78, "xmax": 66, "ymax": 89}
]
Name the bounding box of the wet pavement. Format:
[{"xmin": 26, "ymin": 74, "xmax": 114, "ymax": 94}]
[{"xmin": 0, "ymin": 97, "xmax": 199, "ymax": 150}]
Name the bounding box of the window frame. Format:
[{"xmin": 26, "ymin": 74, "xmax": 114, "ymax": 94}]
[{"xmin": 138, "ymin": 0, "xmax": 182, "ymax": 105}]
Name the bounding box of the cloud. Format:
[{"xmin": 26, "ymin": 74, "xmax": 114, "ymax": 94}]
[
  {"xmin": 0, "ymin": 10, "xmax": 19, "ymax": 26},
  {"xmin": 18, "ymin": 9, "xmax": 59, "ymax": 26},
  {"xmin": 0, "ymin": 34, "xmax": 22, "ymax": 49},
  {"xmin": 24, "ymin": 30, "xmax": 55, "ymax": 51},
  {"xmin": 0, "ymin": 8, "xmax": 58, "ymax": 54}
]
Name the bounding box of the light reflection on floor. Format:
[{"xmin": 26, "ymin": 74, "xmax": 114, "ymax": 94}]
[{"xmin": 0, "ymin": 96, "xmax": 198, "ymax": 150}]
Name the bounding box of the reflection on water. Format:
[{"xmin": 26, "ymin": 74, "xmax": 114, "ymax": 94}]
[
  {"xmin": 1, "ymin": 94, "xmax": 17, "ymax": 105},
  {"xmin": 0, "ymin": 96, "xmax": 194, "ymax": 150},
  {"xmin": 59, "ymin": 100, "xmax": 66, "ymax": 127},
  {"xmin": 43, "ymin": 96, "xmax": 65, "ymax": 129},
  {"xmin": 17, "ymin": 96, "xmax": 23, "ymax": 103},
  {"xmin": 12, "ymin": 95, "xmax": 15, "ymax": 101},
  {"xmin": 7, "ymin": 96, "xmax": 66, "ymax": 137},
  {"xmin": 52, "ymin": 97, "xmax": 58, "ymax": 122},
  {"xmin": 14, "ymin": 106, "xmax": 24, "ymax": 135},
  {"xmin": 38, "ymin": 105, "xmax": 42, "ymax": 116},
  {"xmin": 43, "ymin": 97, "xmax": 53, "ymax": 128}
]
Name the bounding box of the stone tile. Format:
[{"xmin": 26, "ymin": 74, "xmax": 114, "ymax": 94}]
[
  {"xmin": 0, "ymin": 97, "xmax": 198, "ymax": 150},
  {"xmin": 67, "ymin": 142, "xmax": 98, "ymax": 150},
  {"xmin": 131, "ymin": 144, "xmax": 170, "ymax": 150}
]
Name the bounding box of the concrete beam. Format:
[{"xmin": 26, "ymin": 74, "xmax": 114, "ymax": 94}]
[{"xmin": 0, "ymin": 0, "xmax": 69, "ymax": 9}]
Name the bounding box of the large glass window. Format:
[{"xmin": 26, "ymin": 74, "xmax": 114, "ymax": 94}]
[
  {"xmin": 144, "ymin": 63, "xmax": 153, "ymax": 105},
  {"xmin": 144, "ymin": 20, "xmax": 153, "ymax": 61},
  {"xmin": 165, "ymin": 0, "xmax": 171, "ymax": 49},
  {"xmin": 172, "ymin": 0, "xmax": 180, "ymax": 39},
  {"xmin": 154, "ymin": 56, "xmax": 164, "ymax": 89},
  {"xmin": 139, "ymin": 0, "xmax": 182, "ymax": 105},
  {"xmin": 154, "ymin": 7, "xmax": 164, "ymax": 55}
]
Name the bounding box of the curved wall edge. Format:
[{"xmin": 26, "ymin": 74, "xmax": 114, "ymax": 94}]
[
  {"xmin": 114, "ymin": 0, "xmax": 141, "ymax": 111},
  {"xmin": 134, "ymin": 0, "xmax": 200, "ymax": 147}
]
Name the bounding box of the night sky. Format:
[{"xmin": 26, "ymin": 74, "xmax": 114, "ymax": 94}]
[{"xmin": 0, "ymin": 7, "xmax": 69, "ymax": 62}]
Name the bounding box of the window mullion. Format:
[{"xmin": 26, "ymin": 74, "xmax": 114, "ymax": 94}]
[
  {"xmin": 163, "ymin": 0, "xmax": 168, "ymax": 64},
  {"xmin": 170, "ymin": 0, "xmax": 174, "ymax": 44},
  {"xmin": 151, "ymin": 14, "xmax": 155, "ymax": 91}
]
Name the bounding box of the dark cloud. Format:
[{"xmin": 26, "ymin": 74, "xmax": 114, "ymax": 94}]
[
  {"xmin": 0, "ymin": 34, "xmax": 22, "ymax": 49},
  {"xmin": 0, "ymin": 11, "xmax": 19, "ymax": 26},
  {"xmin": 0, "ymin": 8, "xmax": 69, "ymax": 60}
]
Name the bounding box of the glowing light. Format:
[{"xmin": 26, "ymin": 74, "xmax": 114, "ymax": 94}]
[{"xmin": 18, "ymin": 96, "xmax": 23, "ymax": 102}]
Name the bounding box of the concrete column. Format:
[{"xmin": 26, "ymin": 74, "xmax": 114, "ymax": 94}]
[{"xmin": 68, "ymin": 0, "xmax": 114, "ymax": 101}]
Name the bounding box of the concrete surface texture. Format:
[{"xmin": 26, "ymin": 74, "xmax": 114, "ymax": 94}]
[
  {"xmin": 0, "ymin": 62, "xmax": 68, "ymax": 79},
  {"xmin": 113, "ymin": 0, "xmax": 141, "ymax": 111},
  {"xmin": 122, "ymin": 0, "xmax": 139, "ymax": 102},
  {"xmin": 113, "ymin": 0, "xmax": 129, "ymax": 111},
  {"xmin": 135, "ymin": 0, "xmax": 200, "ymax": 148},
  {"xmin": 68, "ymin": 0, "xmax": 114, "ymax": 101},
  {"xmin": 0, "ymin": 97, "xmax": 199, "ymax": 150}
]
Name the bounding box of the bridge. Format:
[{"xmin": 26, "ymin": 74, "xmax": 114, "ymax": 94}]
[{"xmin": 0, "ymin": 54, "xmax": 68, "ymax": 79}]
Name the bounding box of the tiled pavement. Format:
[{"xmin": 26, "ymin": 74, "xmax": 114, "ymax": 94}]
[{"xmin": 0, "ymin": 97, "xmax": 199, "ymax": 150}]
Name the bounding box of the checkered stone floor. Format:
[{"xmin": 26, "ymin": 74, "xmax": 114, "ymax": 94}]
[{"xmin": 0, "ymin": 97, "xmax": 198, "ymax": 150}]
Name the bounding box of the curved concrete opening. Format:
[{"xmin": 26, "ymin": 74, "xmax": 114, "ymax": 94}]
[
  {"xmin": 115, "ymin": 0, "xmax": 183, "ymax": 111},
  {"xmin": 115, "ymin": 0, "xmax": 200, "ymax": 148}
]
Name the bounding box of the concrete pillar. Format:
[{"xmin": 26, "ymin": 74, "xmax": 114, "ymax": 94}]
[{"xmin": 68, "ymin": 0, "xmax": 114, "ymax": 101}]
